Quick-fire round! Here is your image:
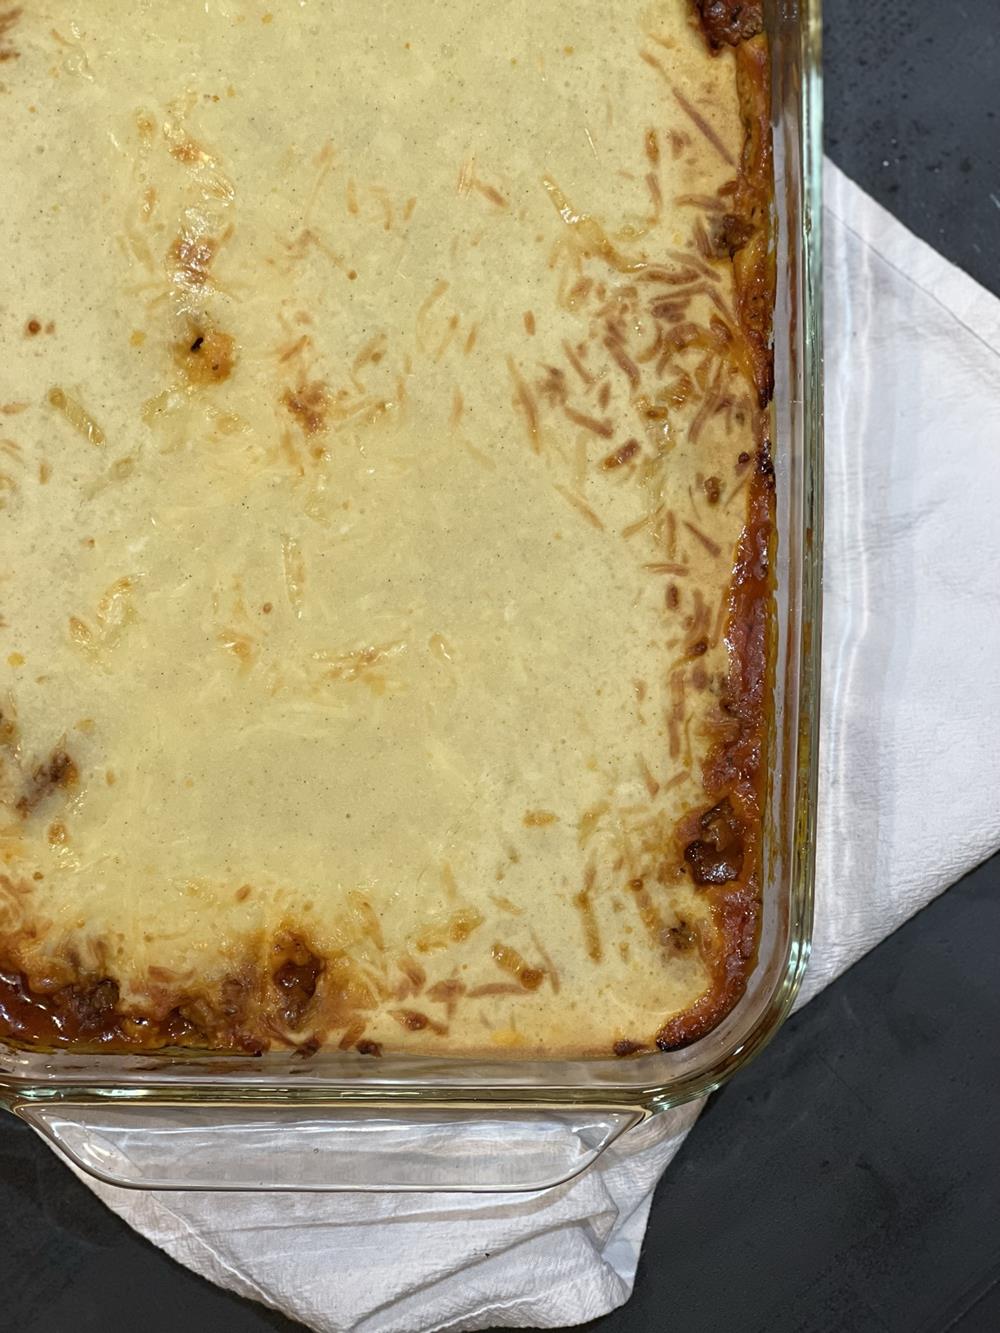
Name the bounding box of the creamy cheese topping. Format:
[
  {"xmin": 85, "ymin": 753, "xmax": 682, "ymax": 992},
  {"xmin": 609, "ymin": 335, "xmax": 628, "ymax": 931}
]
[{"xmin": 0, "ymin": 2, "xmax": 764, "ymax": 1055}]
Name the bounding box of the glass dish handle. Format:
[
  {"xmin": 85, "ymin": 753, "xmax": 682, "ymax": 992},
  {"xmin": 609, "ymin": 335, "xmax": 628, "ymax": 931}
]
[{"xmin": 15, "ymin": 1101, "xmax": 643, "ymax": 1192}]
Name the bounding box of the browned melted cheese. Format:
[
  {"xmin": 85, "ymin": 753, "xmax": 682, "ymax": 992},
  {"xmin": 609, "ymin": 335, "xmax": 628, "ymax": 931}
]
[{"xmin": 0, "ymin": 2, "xmax": 773, "ymax": 1057}]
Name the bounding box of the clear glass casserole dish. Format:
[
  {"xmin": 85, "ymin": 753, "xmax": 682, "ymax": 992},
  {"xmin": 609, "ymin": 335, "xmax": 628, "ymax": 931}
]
[{"xmin": 0, "ymin": 0, "xmax": 822, "ymax": 1192}]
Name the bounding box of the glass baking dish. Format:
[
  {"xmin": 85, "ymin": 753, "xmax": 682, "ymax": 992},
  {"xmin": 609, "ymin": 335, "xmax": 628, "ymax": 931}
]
[{"xmin": 0, "ymin": 0, "xmax": 823, "ymax": 1193}]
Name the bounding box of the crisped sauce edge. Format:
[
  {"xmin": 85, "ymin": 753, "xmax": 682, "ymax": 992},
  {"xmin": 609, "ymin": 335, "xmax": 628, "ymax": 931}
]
[{"xmin": 647, "ymin": 26, "xmax": 775, "ymax": 1055}]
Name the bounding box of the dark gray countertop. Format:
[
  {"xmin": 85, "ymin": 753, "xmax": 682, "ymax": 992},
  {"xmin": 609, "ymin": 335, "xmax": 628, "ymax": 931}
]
[{"xmin": 3, "ymin": 3, "xmax": 999, "ymax": 1329}]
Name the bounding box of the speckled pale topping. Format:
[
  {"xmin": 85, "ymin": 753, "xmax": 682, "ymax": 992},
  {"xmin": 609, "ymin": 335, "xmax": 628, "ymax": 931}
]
[{"xmin": 0, "ymin": 2, "xmax": 765, "ymax": 1055}]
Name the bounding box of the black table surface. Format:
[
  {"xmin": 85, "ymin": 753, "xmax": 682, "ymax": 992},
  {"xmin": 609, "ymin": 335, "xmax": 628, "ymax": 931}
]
[{"xmin": 3, "ymin": 3, "xmax": 999, "ymax": 1330}]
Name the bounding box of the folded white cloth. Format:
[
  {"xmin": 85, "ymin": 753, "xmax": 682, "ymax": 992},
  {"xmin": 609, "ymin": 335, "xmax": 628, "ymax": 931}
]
[{"xmin": 64, "ymin": 159, "xmax": 1000, "ymax": 1333}]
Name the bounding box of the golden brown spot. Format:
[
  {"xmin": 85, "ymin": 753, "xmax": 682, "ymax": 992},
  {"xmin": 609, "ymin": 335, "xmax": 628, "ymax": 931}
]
[
  {"xmin": 261, "ymin": 602, "xmax": 272, "ymax": 615},
  {"xmin": 664, "ymin": 372, "xmax": 694, "ymax": 408},
  {"xmin": 169, "ymin": 136, "xmax": 204, "ymax": 165},
  {"xmin": 666, "ymin": 669, "xmax": 686, "ymax": 760},
  {"xmin": 352, "ymin": 331, "xmax": 388, "ymax": 375},
  {"xmin": 645, "ymin": 170, "xmax": 663, "ymax": 220},
  {"xmin": 563, "ymin": 341, "xmax": 595, "ymax": 393},
  {"xmin": 449, "ymin": 908, "xmax": 483, "ymax": 943},
  {"xmin": 577, "ymin": 803, "xmax": 608, "ymax": 847},
  {"xmin": 16, "ymin": 748, "xmax": 78, "ymax": 817},
  {"xmin": 414, "ymin": 907, "xmax": 484, "ymax": 953},
  {"xmin": 0, "ymin": 7, "xmax": 21, "ymax": 62},
  {"xmin": 645, "ymin": 128, "xmax": 660, "ymax": 166},
  {"xmin": 282, "ymin": 380, "xmax": 329, "ymax": 435},
  {"xmin": 68, "ymin": 617, "xmax": 91, "ymax": 649},
  {"xmin": 523, "ymin": 311, "xmax": 536, "ymax": 336},
  {"xmin": 48, "ymin": 821, "xmax": 67, "ymax": 846},
  {"xmin": 336, "ymin": 1023, "xmax": 366, "ymax": 1052},
  {"xmin": 613, "ymin": 1038, "xmax": 646, "ymax": 1057},
  {"xmin": 25, "ymin": 319, "xmax": 41, "ymax": 337},
  {"xmin": 0, "ymin": 708, "xmax": 19, "ymax": 748},
  {"xmin": 390, "ymin": 1008, "xmax": 447, "ymax": 1035},
  {"xmin": 669, "ymin": 84, "xmax": 737, "ymax": 166},
  {"xmin": 134, "ymin": 109, "xmax": 155, "ymax": 143},
  {"xmin": 667, "ymin": 128, "xmax": 689, "ymax": 159},
  {"xmin": 604, "ymin": 336, "xmax": 641, "ymax": 388},
  {"xmin": 602, "ymin": 439, "xmax": 640, "ymax": 470},
  {"xmin": 169, "ymin": 226, "xmax": 227, "ymax": 288},
  {"xmin": 637, "ymin": 754, "xmax": 660, "ymax": 798},
  {"xmin": 315, "ymin": 639, "xmax": 403, "ymax": 685},
  {"xmin": 683, "ymin": 520, "xmax": 722, "ymax": 558},
  {"xmin": 627, "ymin": 875, "xmax": 667, "ymax": 944},
  {"xmin": 538, "ymin": 365, "xmax": 567, "ymax": 405},
  {"xmin": 48, "ymin": 388, "xmax": 105, "ymax": 446},
  {"xmin": 523, "ymin": 810, "xmax": 557, "ymax": 827},
  {"xmin": 426, "ymin": 978, "xmax": 465, "ymax": 1019},
  {"xmin": 573, "ymin": 871, "xmax": 603, "ymax": 963},
  {"xmin": 709, "ymin": 212, "xmax": 756, "ymax": 260},
  {"xmin": 491, "ymin": 944, "xmax": 544, "ymax": 991},
  {"xmin": 219, "ymin": 629, "xmax": 257, "ymax": 669},
  {"xmin": 38, "ymin": 461, "xmax": 51, "ymax": 484},
  {"xmin": 664, "ymin": 920, "xmax": 700, "ymax": 954},
  {"xmin": 507, "ymin": 357, "xmax": 540, "ymax": 450},
  {"xmin": 489, "ymin": 893, "xmax": 523, "ymax": 916},
  {"xmin": 7, "ymin": 651, "xmax": 23, "ymax": 667},
  {"xmin": 174, "ymin": 325, "xmax": 235, "ymax": 385},
  {"xmin": 472, "ymin": 179, "xmax": 507, "ymax": 208},
  {"xmin": 684, "ymin": 798, "xmax": 746, "ymax": 886},
  {"xmin": 235, "ymin": 884, "xmax": 252, "ymax": 903},
  {"xmin": 563, "ymin": 405, "xmax": 613, "ymax": 438},
  {"xmin": 396, "ymin": 955, "xmax": 427, "ymax": 994},
  {"xmin": 469, "ymin": 984, "xmax": 525, "ymax": 1001},
  {"xmin": 553, "ymin": 485, "xmax": 604, "ymax": 531},
  {"xmin": 693, "ymin": 0, "xmax": 764, "ymax": 50},
  {"xmin": 272, "ymin": 935, "xmax": 324, "ymax": 1028}
]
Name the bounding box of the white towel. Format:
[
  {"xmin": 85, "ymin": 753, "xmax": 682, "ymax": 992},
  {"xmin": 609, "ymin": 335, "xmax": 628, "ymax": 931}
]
[{"xmin": 62, "ymin": 159, "xmax": 1000, "ymax": 1333}]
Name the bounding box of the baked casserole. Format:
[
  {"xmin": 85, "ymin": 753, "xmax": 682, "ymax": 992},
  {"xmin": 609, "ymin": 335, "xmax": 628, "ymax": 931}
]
[{"xmin": 0, "ymin": 1, "xmax": 774, "ymax": 1057}]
